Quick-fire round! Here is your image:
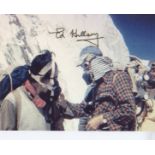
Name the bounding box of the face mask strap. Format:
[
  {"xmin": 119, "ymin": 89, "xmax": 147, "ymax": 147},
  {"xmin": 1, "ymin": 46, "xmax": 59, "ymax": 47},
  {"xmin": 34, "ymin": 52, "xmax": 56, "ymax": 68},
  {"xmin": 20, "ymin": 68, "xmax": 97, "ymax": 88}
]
[{"xmin": 31, "ymin": 64, "xmax": 58, "ymax": 90}]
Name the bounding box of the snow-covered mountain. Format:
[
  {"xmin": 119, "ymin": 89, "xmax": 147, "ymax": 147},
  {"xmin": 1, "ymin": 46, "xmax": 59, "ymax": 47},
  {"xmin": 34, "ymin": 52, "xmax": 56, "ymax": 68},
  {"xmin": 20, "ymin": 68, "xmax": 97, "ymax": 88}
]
[{"xmin": 0, "ymin": 14, "xmax": 130, "ymax": 130}]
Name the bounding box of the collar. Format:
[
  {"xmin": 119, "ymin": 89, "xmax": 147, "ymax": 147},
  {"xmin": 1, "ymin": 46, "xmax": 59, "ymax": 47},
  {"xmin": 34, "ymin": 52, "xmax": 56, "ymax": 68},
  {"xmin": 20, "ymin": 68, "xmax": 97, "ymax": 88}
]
[
  {"xmin": 101, "ymin": 70, "xmax": 115, "ymax": 84},
  {"xmin": 24, "ymin": 80, "xmax": 46, "ymax": 108}
]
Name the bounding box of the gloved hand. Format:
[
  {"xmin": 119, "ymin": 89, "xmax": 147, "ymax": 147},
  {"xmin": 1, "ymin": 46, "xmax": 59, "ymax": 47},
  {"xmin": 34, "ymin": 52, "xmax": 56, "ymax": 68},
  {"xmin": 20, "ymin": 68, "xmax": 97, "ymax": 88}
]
[
  {"xmin": 86, "ymin": 114, "xmax": 105, "ymax": 131},
  {"xmin": 57, "ymin": 94, "xmax": 68, "ymax": 111}
]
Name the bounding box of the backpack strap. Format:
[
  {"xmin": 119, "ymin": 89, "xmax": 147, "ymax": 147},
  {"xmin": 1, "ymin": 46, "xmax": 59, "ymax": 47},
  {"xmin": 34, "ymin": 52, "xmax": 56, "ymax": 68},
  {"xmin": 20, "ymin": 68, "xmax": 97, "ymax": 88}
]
[
  {"xmin": 0, "ymin": 65, "xmax": 16, "ymax": 91},
  {"xmin": 8, "ymin": 72, "xmax": 13, "ymax": 92}
]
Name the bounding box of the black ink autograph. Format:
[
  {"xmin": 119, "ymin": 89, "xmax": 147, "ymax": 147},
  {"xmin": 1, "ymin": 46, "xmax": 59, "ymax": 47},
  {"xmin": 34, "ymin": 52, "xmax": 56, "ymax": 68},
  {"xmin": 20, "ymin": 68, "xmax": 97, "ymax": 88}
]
[
  {"xmin": 48, "ymin": 27, "xmax": 65, "ymax": 38},
  {"xmin": 49, "ymin": 27, "xmax": 104, "ymax": 47},
  {"xmin": 70, "ymin": 29, "xmax": 104, "ymax": 47},
  {"xmin": 70, "ymin": 29, "xmax": 98, "ymax": 38}
]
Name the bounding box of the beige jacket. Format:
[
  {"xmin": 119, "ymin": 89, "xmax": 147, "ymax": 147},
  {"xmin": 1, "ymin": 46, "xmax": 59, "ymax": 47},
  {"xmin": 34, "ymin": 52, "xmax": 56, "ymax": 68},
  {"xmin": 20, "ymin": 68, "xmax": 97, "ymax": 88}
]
[{"xmin": 0, "ymin": 87, "xmax": 50, "ymax": 130}]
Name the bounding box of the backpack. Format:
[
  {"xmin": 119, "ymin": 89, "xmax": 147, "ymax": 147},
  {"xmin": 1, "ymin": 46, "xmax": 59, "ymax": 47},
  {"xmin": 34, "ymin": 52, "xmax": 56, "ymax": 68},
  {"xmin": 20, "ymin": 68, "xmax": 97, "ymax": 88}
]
[{"xmin": 0, "ymin": 65, "xmax": 30, "ymax": 102}]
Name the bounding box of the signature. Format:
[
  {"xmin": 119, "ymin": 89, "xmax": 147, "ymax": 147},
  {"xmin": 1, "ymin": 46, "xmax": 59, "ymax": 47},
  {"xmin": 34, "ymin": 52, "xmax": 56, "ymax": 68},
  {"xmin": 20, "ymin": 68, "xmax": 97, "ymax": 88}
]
[
  {"xmin": 48, "ymin": 27, "xmax": 65, "ymax": 39},
  {"xmin": 49, "ymin": 27, "xmax": 104, "ymax": 47},
  {"xmin": 70, "ymin": 29, "xmax": 104, "ymax": 47}
]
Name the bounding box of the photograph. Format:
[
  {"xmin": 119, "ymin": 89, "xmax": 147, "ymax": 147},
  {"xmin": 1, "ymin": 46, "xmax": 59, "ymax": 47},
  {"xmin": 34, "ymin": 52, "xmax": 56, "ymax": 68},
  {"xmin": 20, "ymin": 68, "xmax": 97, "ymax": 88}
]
[{"xmin": 0, "ymin": 14, "xmax": 155, "ymax": 133}]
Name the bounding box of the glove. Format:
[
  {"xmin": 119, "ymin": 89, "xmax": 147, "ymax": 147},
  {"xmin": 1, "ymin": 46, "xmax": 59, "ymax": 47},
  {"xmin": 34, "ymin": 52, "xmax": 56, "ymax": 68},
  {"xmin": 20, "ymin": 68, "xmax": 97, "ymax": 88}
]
[
  {"xmin": 57, "ymin": 94, "xmax": 68, "ymax": 111},
  {"xmin": 86, "ymin": 114, "xmax": 106, "ymax": 131}
]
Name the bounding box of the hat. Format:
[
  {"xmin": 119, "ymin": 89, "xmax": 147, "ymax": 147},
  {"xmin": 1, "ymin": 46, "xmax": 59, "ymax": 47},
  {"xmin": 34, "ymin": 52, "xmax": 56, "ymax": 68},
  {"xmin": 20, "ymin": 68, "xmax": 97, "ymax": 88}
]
[
  {"xmin": 30, "ymin": 50, "xmax": 52, "ymax": 75},
  {"xmin": 77, "ymin": 46, "xmax": 103, "ymax": 66}
]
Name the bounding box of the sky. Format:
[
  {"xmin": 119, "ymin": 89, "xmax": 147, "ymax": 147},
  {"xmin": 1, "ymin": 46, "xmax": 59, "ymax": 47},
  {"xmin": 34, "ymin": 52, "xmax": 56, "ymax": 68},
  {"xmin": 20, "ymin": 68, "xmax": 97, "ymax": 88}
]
[{"xmin": 110, "ymin": 14, "xmax": 155, "ymax": 61}]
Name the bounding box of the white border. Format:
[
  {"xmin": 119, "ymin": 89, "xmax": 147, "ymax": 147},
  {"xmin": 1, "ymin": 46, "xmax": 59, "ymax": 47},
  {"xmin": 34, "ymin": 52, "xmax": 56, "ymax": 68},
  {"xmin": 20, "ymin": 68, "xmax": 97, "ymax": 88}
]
[
  {"xmin": 0, "ymin": 140, "xmax": 154, "ymax": 155},
  {"xmin": 0, "ymin": 0, "xmax": 155, "ymax": 14},
  {"xmin": 0, "ymin": 131, "xmax": 154, "ymax": 140},
  {"xmin": 0, "ymin": 0, "xmax": 154, "ymax": 153}
]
